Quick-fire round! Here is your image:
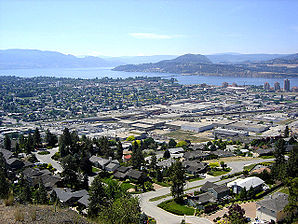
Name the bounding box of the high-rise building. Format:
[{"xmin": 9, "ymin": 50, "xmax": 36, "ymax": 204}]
[
  {"xmin": 274, "ymin": 82, "xmax": 280, "ymax": 91},
  {"xmin": 222, "ymin": 82, "xmax": 228, "ymax": 88},
  {"xmin": 264, "ymin": 82, "xmax": 270, "ymax": 91},
  {"xmin": 284, "ymin": 79, "xmax": 290, "ymax": 91}
]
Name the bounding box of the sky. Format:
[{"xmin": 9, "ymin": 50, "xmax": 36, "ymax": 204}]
[{"xmin": 0, "ymin": 0, "xmax": 298, "ymax": 57}]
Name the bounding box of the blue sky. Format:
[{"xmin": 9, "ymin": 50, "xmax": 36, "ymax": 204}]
[{"xmin": 0, "ymin": 0, "xmax": 298, "ymax": 56}]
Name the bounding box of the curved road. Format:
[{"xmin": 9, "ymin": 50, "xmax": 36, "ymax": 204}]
[{"xmin": 139, "ymin": 158, "xmax": 274, "ymax": 224}]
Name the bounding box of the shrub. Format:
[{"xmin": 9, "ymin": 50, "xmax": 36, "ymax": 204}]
[
  {"xmin": 37, "ymin": 151, "xmax": 50, "ymax": 155},
  {"xmin": 4, "ymin": 194, "xmax": 14, "ymax": 206}
]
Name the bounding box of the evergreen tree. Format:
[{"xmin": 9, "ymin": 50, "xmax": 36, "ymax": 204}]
[
  {"xmin": 0, "ymin": 168, "xmax": 9, "ymax": 199},
  {"xmin": 284, "ymin": 125, "xmax": 289, "ymax": 138},
  {"xmin": 239, "ymin": 187, "xmax": 247, "ymax": 200},
  {"xmin": 4, "ymin": 134, "xmax": 11, "ymax": 151},
  {"xmin": 150, "ymin": 154, "xmax": 157, "ymax": 170},
  {"xmin": 169, "ymin": 161, "xmax": 185, "ymax": 203},
  {"xmin": 287, "ymin": 146, "xmax": 298, "ymax": 178},
  {"xmin": 33, "ymin": 127, "xmax": 41, "ymax": 148},
  {"xmin": 35, "ymin": 181, "xmax": 48, "ymax": 204},
  {"xmin": 272, "ymin": 139, "xmax": 287, "ymax": 181},
  {"xmin": 168, "ymin": 139, "xmax": 177, "ymax": 148},
  {"xmin": 227, "ymin": 204, "xmax": 246, "ymax": 224},
  {"xmin": 88, "ymin": 175, "xmax": 107, "ymax": 217},
  {"xmin": 45, "ymin": 129, "xmax": 58, "ymax": 147},
  {"xmin": 116, "ymin": 140, "xmax": 123, "ymax": 160},
  {"xmin": 131, "ymin": 147, "xmax": 144, "ymax": 170},
  {"xmin": 163, "ymin": 149, "xmax": 170, "ymax": 159},
  {"xmin": 156, "ymin": 168, "xmax": 163, "ymax": 182}
]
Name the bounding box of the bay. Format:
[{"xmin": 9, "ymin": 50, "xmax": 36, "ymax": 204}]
[{"xmin": 0, "ymin": 67, "xmax": 297, "ymax": 87}]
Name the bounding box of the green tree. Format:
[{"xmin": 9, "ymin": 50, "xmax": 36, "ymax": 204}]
[
  {"xmin": 272, "ymin": 139, "xmax": 287, "ymax": 181},
  {"xmin": 4, "ymin": 134, "xmax": 11, "ymax": 151},
  {"xmin": 169, "ymin": 161, "xmax": 185, "ymax": 203},
  {"xmin": 284, "ymin": 125, "xmax": 289, "ymax": 138},
  {"xmin": 227, "ymin": 204, "xmax": 246, "ymax": 224},
  {"xmin": 163, "ymin": 149, "xmax": 170, "ymax": 159},
  {"xmin": 88, "ymin": 175, "xmax": 108, "ymax": 217},
  {"xmin": 239, "ymin": 187, "xmax": 247, "ymax": 200},
  {"xmin": 45, "ymin": 129, "xmax": 58, "ymax": 147},
  {"xmin": 33, "ymin": 127, "xmax": 41, "ymax": 148},
  {"xmin": 0, "ymin": 168, "xmax": 9, "ymax": 199},
  {"xmin": 98, "ymin": 195, "xmax": 141, "ymax": 224},
  {"xmin": 131, "ymin": 147, "xmax": 144, "ymax": 170},
  {"xmin": 168, "ymin": 139, "xmax": 177, "ymax": 148},
  {"xmin": 287, "ymin": 146, "xmax": 298, "ymax": 178},
  {"xmin": 284, "ymin": 177, "xmax": 298, "ymax": 223},
  {"xmin": 35, "ymin": 181, "xmax": 48, "ymax": 204},
  {"xmin": 150, "ymin": 154, "xmax": 157, "ymax": 170}
]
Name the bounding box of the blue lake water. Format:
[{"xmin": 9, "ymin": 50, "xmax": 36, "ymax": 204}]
[{"xmin": 0, "ymin": 67, "xmax": 297, "ymax": 87}]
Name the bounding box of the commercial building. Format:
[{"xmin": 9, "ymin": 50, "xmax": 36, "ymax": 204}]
[
  {"xmin": 274, "ymin": 82, "xmax": 281, "ymax": 91},
  {"xmin": 284, "ymin": 79, "xmax": 290, "ymax": 91},
  {"xmin": 264, "ymin": 82, "xmax": 270, "ymax": 91}
]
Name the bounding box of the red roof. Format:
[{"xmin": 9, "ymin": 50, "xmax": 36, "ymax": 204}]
[{"xmin": 124, "ymin": 154, "xmax": 132, "ymax": 160}]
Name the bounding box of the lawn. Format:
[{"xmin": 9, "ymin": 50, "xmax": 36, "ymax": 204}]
[
  {"xmin": 188, "ymin": 177, "xmax": 203, "ymax": 182},
  {"xmin": 158, "ymin": 200, "xmax": 195, "ymax": 216},
  {"xmin": 278, "ymin": 187, "xmax": 289, "ymax": 195},
  {"xmin": 92, "ymin": 166, "xmax": 101, "ymax": 173},
  {"xmin": 37, "ymin": 151, "xmax": 50, "ymax": 155},
  {"xmin": 120, "ymin": 182, "xmax": 135, "ymax": 191},
  {"xmin": 243, "ymin": 164, "xmax": 257, "ymax": 172},
  {"xmin": 208, "ymin": 168, "xmax": 231, "ymax": 176}
]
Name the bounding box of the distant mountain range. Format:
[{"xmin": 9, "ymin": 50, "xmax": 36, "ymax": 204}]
[
  {"xmin": 0, "ymin": 49, "xmax": 297, "ymax": 76},
  {"xmin": 113, "ymin": 53, "xmax": 298, "ymax": 78}
]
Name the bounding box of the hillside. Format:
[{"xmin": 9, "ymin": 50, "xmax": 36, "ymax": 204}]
[
  {"xmin": 0, "ymin": 49, "xmax": 122, "ymax": 69},
  {"xmin": 0, "ymin": 203, "xmax": 92, "ymax": 224},
  {"xmin": 266, "ymin": 53, "xmax": 298, "ymax": 64},
  {"xmin": 113, "ymin": 53, "xmax": 298, "ymax": 78}
]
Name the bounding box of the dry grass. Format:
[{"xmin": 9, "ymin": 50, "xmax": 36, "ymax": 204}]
[
  {"xmin": 14, "ymin": 207, "xmax": 24, "ymax": 222},
  {"xmin": 205, "ymin": 156, "xmax": 256, "ymax": 164}
]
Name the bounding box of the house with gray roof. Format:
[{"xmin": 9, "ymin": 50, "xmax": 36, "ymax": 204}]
[
  {"xmin": 256, "ymin": 192, "xmax": 289, "ymax": 223},
  {"xmin": 51, "ymin": 188, "xmax": 89, "ymax": 206},
  {"xmin": 184, "ymin": 150, "xmax": 210, "ymax": 160}
]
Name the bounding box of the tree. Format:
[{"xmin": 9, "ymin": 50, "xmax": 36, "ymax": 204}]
[
  {"xmin": 220, "ymin": 161, "xmax": 226, "ymax": 170},
  {"xmin": 131, "ymin": 147, "xmax": 144, "ymax": 170},
  {"xmin": 239, "ymin": 187, "xmax": 247, "ymax": 200},
  {"xmin": 150, "ymin": 154, "xmax": 157, "ymax": 170},
  {"xmin": 33, "ymin": 127, "xmax": 41, "ymax": 148},
  {"xmin": 35, "ymin": 181, "xmax": 48, "ymax": 204},
  {"xmin": 139, "ymin": 213, "xmax": 148, "ymax": 224},
  {"xmin": 168, "ymin": 139, "xmax": 177, "ymax": 148},
  {"xmin": 272, "ymin": 139, "xmax": 287, "ymax": 181},
  {"xmin": 98, "ymin": 195, "xmax": 141, "ymax": 224},
  {"xmin": 247, "ymin": 186, "xmax": 255, "ymax": 199},
  {"xmin": 4, "ymin": 134, "xmax": 11, "ymax": 151},
  {"xmin": 116, "ymin": 141, "xmax": 123, "ymax": 160},
  {"xmin": 287, "ymin": 146, "xmax": 298, "ymax": 178},
  {"xmin": 284, "ymin": 125, "xmax": 289, "ymax": 138},
  {"xmin": 0, "ymin": 168, "xmax": 9, "ymax": 199},
  {"xmin": 169, "ymin": 161, "xmax": 185, "ymax": 203},
  {"xmin": 176, "ymin": 141, "xmax": 188, "ymax": 148},
  {"xmin": 88, "ymin": 175, "xmax": 108, "ymax": 217},
  {"xmin": 45, "ymin": 129, "xmax": 58, "ymax": 147},
  {"xmin": 227, "ymin": 204, "xmax": 246, "ymax": 224},
  {"xmin": 156, "ymin": 168, "xmax": 163, "ymax": 182},
  {"xmin": 284, "ymin": 177, "xmax": 298, "ymax": 223},
  {"xmin": 163, "ymin": 149, "xmax": 170, "ymax": 159},
  {"xmin": 79, "ymin": 156, "xmax": 92, "ymax": 175}
]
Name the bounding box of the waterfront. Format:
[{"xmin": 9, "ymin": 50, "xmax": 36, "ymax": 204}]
[{"xmin": 0, "ymin": 67, "xmax": 297, "ymax": 87}]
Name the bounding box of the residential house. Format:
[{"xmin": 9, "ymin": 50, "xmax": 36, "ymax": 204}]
[
  {"xmin": 51, "ymin": 188, "xmax": 89, "ymax": 207},
  {"xmin": 227, "ymin": 177, "xmax": 265, "ymax": 194},
  {"xmin": 182, "ymin": 160, "xmax": 208, "ymax": 176},
  {"xmin": 114, "ymin": 166, "xmax": 130, "ymax": 179},
  {"xmin": 187, "ymin": 192, "xmax": 216, "ymax": 210},
  {"xmin": 256, "ymin": 193, "xmax": 289, "ymax": 223},
  {"xmin": 256, "ymin": 148, "xmax": 274, "ymax": 157},
  {"xmin": 184, "ymin": 150, "xmax": 210, "ymax": 160},
  {"xmin": 201, "ymin": 181, "xmax": 230, "ymax": 200},
  {"xmin": 168, "ymin": 147, "xmax": 185, "ymax": 159}
]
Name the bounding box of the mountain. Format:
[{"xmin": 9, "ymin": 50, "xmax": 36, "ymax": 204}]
[
  {"xmin": 0, "ymin": 49, "xmax": 123, "ymax": 69},
  {"xmin": 206, "ymin": 53, "xmax": 289, "ymax": 64},
  {"xmin": 168, "ymin": 54, "xmax": 212, "ymax": 64},
  {"xmin": 113, "ymin": 53, "xmax": 298, "ymax": 78},
  {"xmin": 265, "ymin": 53, "xmax": 298, "ymax": 64}
]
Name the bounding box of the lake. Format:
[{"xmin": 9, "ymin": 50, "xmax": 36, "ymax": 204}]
[{"xmin": 0, "ymin": 67, "xmax": 297, "ymax": 87}]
